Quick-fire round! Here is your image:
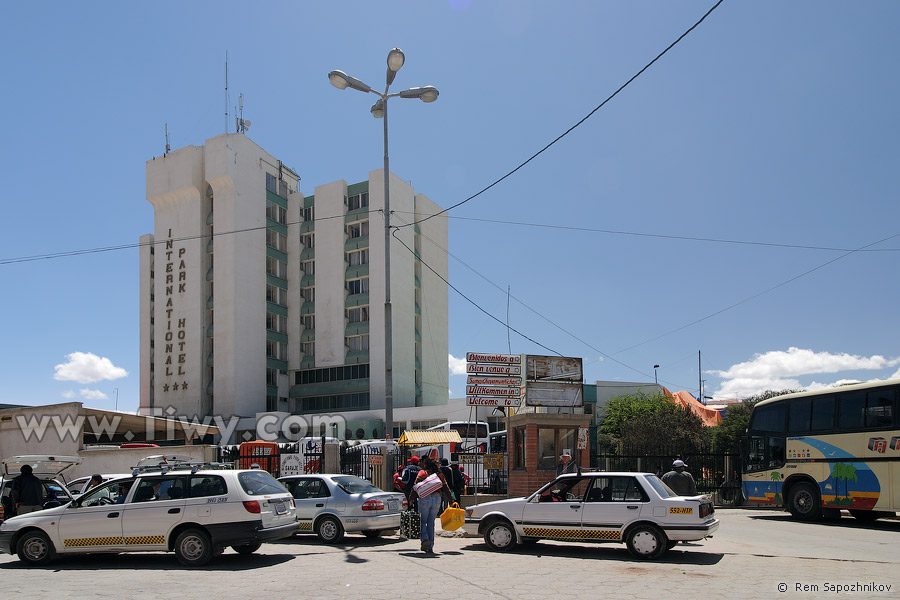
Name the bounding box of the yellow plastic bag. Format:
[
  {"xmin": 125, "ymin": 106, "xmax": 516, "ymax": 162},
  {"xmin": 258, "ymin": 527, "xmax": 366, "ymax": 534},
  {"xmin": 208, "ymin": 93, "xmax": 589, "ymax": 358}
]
[{"xmin": 440, "ymin": 502, "xmax": 465, "ymax": 531}]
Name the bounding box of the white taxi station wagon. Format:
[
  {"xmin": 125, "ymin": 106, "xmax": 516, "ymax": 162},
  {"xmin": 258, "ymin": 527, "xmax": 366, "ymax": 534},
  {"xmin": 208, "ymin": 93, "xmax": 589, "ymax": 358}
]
[
  {"xmin": 463, "ymin": 471, "xmax": 719, "ymax": 559},
  {"xmin": 0, "ymin": 461, "xmax": 299, "ymax": 567}
]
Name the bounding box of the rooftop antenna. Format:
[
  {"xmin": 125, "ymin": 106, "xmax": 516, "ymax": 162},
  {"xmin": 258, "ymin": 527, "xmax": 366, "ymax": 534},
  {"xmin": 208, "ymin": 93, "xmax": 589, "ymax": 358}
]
[
  {"xmin": 164, "ymin": 123, "xmax": 171, "ymax": 155},
  {"xmin": 224, "ymin": 51, "xmax": 229, "ymax": 134},
  {"xmin": 236, "ymin": 93, "xmax": 251, "ymax": 133}
]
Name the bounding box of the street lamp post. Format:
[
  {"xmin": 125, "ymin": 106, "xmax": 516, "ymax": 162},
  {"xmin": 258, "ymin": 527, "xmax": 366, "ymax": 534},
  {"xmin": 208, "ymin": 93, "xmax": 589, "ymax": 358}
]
[
  {"xmin": 653, "ymin": 365, "xmax": 659, "ymax": 385},
  {"xmin": 329, "ymin": 49, "xmax": 438, "ymax": 440}
]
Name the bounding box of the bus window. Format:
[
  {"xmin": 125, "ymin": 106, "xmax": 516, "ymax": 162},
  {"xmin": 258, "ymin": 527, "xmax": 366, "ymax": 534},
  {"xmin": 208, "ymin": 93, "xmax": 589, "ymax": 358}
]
[
  {"xmin": 788, "ymin": 399, "xmax": 811, "ymax": 434},
  {"xmin": 838, "ymin": 392, "xmax": 866, "ymax": 430},
  {"xmin": 750, "ymin": 403, "xmax": 785, "ymax": 433},
  {"xmin": 810, "ymin": 396, "xmax": 835, "ymax": 432},
  {"xmin": 866, "ymin": 390, "xmax": 893, "ymax": 428}
]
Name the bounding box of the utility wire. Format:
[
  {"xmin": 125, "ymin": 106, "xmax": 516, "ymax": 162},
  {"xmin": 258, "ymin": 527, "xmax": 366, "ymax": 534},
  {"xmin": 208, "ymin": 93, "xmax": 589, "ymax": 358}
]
[
  {"xmin": 398, "ymin": 213, "xmax": 900, "ymax": 253},
  {"xmin": 389, "ymin": 226, "xmax": 562, "ymax": 357},
  {"xmin": 398, "ymin": 0, "xmax": 727, "ymax": 229},
  {"xmin": 614, "ymin": 232, "xmax": 900, "ymax": 354}
]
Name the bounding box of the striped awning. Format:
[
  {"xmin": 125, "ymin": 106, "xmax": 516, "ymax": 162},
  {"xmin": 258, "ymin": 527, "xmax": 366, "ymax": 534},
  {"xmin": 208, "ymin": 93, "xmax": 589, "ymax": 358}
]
[{"xmin": 396, "ymin": 430, "xmax": 462, "ymax": 446}]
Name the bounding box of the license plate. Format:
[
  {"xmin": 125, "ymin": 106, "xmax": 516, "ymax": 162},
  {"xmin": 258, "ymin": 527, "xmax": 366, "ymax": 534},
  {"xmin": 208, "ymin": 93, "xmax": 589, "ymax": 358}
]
[
  {"xmin": 388, "ymin": 501, "xmax": 398, "ymax": 511},
  {"xmin": 273, "ymin": 501, "xmax": 287, "ymax": 515}
]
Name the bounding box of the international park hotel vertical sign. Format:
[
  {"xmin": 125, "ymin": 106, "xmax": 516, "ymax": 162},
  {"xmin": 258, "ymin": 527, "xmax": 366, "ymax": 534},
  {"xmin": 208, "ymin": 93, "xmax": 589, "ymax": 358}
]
[
  {"xmin": 161, "ymin": 228, "xmax": 189, "ymax": 393},
  {"xmin": 465, "ymin": 353, "xmax": 524, "ymax": 407}
]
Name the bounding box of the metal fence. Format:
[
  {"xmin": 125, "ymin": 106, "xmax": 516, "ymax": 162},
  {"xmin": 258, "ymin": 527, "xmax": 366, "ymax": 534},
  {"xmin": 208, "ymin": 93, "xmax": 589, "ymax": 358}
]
[{"xmin": 597, "ymin": 447, "xmax": 742, "ymax": 505}]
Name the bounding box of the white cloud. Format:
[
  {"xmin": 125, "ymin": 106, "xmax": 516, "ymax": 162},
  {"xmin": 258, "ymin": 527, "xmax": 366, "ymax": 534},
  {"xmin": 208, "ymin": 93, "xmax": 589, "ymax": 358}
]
[
  {"xmin": 61, "ymin": 390, "xmax": 76, "ymax": 399},
  {"xmin": 449, "ymin": 354, "xmax": 467, "ymax": 376},
  {"xmin": 711, "ymin": 348, "xmax": 900, "ymax": 400},
  {"xmin": 712, "ymin": 347, "xmax": 900, "ymax": 380},
  {"xmin": 79, "ymin": 389, "xmax": 109, "ymax": 401},
  {"xmin": 54, "ymin": 352, "xmax": 128, "ymax": 384}
]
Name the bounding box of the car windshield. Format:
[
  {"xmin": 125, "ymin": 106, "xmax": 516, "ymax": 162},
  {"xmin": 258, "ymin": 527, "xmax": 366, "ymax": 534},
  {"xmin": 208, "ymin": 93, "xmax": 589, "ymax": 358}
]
[
  {"xmin": 645, "ymin": 475, "xmax": 676, "ymax": 498},
  {"xmin": 238, "ymin": 470, "xmax": 286, "ymax": 496},
  {"xmin": 333, "ymin": 476, "xmax": 380, "ymax": 494}
]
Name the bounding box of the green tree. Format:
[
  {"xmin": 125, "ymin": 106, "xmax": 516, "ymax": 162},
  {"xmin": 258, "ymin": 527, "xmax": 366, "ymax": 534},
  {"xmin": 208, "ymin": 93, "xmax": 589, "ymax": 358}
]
[
  {"xmin": 709, "ymin": 389, "xmax": 803, "ymax": 454},
  {"xmin": 598, "ymin": 391, "xmax": 706, "ymax": 455}
]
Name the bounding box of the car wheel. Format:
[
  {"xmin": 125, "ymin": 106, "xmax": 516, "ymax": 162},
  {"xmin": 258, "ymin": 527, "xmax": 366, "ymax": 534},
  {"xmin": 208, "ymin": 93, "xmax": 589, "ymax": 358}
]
[
  {"xmin": 362, "ymin": 530, "xmax": 383, "ymax": 539},
  {"xmin": 174, "ymin": 528, "xmax": 214, "ymax": 567},
  {"xmin": 16, "ymin": 530, "xmax": 56, "ymax": 566},
  {"xmin": 626, "ymin": 524, "xmax": 667, "ymax": 559},
  {"xmin": 316, "ymin": 516, "xmax": 344, "ymax": 544},
  {"xmin": 787, "ymin": 482, "xmax": 822, "ymax": 521},
  {"xmin": 232, "ymin": 543, "xmax": 262, "ymax": 555},
  {"xmin": 484, "ymin": 520, "xmax": 516, "ymax": 552}
]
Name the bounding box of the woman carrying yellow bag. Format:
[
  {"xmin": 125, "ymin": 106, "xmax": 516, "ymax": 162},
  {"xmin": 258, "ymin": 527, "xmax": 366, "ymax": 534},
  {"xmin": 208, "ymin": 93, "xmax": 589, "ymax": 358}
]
[{"xmin": 440, "ymin": 502, "xmax": 465, "ymax": 531}]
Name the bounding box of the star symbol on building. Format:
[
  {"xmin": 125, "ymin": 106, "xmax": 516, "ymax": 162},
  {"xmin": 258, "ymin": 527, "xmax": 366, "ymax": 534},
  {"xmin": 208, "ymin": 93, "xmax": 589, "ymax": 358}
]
[
  {"xmin": 181, "ymin": 381, "xmax": 188, "ymax": 390},
  {"xmin": 172, "ymin": 382, "xmax": 180, "ymax": 391},
  {"xmin": 163, "ymin": 384, "xmax": 169, "ymax": 392}
]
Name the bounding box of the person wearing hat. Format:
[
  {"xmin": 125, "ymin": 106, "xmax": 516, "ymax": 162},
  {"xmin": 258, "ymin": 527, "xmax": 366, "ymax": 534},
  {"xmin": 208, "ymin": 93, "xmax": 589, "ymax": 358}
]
[
  {"xmin": 11, "ymin": 464, "xmax": 45, "ymax": 516},
  {"xmin": 557, "ymin": 450, "xmax": 581, "ymax": 476},
  {"xmin": 401, "ymin": 456, "xmax": 422, "ymax": 503},
  {"xmin": 661, "ymin": 459, "xmax": 698, "ymax": 496}
]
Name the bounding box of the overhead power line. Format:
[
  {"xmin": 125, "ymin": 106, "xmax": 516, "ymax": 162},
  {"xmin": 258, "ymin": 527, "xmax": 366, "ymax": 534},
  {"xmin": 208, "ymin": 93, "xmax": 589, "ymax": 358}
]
[{"xmin": 399, "ymin": 0, "xmax": 727, "ymax": 229}]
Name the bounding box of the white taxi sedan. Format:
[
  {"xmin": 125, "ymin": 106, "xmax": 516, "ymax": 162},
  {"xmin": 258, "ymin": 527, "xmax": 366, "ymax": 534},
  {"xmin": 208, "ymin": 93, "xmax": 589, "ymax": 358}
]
[
  {"xmin": 463, "ymin": 471, "xmax": 719, "ymax": 559},
  {"xmin": 0, "ymin": 466, "xmax": 299, "ymax": 567}
]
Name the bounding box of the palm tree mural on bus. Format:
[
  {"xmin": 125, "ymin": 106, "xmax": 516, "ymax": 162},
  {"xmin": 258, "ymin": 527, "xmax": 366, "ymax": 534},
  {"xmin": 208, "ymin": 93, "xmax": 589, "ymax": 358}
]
[
  {"xmin": 830, "ymin": 462, "xmax": 858, "ymax": 506},
  {"xmin": 770, "ymin": 471, "xmax": 783, "ymax": 502}
]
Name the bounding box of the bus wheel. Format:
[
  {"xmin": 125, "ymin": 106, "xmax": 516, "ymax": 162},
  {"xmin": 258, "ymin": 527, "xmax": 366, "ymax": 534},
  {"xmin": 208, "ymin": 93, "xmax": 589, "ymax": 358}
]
[{"xmin": 787, "ymin": 482, "xmax": 822, "ymax": 521}]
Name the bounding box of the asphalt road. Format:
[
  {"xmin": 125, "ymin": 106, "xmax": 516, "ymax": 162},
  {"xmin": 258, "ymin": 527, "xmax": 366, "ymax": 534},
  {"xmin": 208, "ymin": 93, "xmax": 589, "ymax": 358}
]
[{"xmin": 1, "ymin": 508, "xmax": 896, "ymax": 599}]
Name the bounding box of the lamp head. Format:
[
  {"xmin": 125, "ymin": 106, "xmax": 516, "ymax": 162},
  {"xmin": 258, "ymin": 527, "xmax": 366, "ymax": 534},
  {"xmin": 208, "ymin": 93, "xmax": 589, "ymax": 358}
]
[
  {"xmin": 399, "ymin": 86, "xmax": 439, "ymax": 103},
  {"xmin": 370, "ymin": 98, "xmax": 385, "ymax": 119}
]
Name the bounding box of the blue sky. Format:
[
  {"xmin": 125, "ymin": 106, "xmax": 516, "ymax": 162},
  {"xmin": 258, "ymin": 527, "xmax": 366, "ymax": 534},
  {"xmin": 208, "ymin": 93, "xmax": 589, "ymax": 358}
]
[{"xmin": 1, "ymin": 1, "xmax": 898, "ymax": 413}]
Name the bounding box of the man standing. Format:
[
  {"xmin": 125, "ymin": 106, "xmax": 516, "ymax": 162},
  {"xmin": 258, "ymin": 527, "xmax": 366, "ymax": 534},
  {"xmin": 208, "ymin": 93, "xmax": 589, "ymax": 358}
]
[
  {"xmin": 557, "ymin": 451, "xmax": 581, "ymax": 476},
  {"xmin": 11, "ymin": 465, "xmax": 45, "ymax": 515},
  {"xmin": 662, "ymin": 459, "xmax": 698, "ymax": 496}
]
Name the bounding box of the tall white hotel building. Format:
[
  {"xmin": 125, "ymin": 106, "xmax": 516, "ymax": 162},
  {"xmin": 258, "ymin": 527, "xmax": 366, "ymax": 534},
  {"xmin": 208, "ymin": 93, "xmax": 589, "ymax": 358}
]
[{"xmin": 139, "ymin": 133, "xmax": 449, "ymax": 442}]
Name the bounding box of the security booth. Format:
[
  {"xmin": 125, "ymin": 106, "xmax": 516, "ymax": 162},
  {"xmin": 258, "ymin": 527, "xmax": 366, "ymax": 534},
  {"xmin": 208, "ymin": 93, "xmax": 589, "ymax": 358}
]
[{"xmin": 507, "ymin": 412, "xmax": 592, "ymax": 498}]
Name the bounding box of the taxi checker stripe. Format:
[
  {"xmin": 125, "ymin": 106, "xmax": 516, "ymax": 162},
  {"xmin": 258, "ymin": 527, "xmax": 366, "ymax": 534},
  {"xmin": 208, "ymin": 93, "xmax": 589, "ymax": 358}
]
[
  {"xmin": 522, "ymin": 527, "xmax": 620, "ymax": 540},
  {"xmin": 64, "ymin": 536, "xmax": 165, "ymax": 547},
  {"xmin": 297, "ymin": 521, "xmax": 313, "ymax": 531}
]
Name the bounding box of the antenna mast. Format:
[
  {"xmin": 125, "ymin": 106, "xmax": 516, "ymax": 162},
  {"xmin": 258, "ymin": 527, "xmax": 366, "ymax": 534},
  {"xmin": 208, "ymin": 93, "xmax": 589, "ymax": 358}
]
[
  {"xmin": 224, "ymin": 51, "xmax": 229, "ymax": 134},
  {"xmin": 164, "ymin": 123, "xmax": 171, "ymax": 155}
]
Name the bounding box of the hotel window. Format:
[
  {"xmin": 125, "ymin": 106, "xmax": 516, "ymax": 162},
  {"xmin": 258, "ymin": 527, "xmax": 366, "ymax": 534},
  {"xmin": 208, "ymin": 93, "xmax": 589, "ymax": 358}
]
[
  {"xmin": 347, "ymin": 192, "xmax": 369, "ymax": 211},
  {"xmin": 300, "ymin": 314, "xmax": 315, "ymax": 330},
  {"xmin": 347, "ymin": 306, "xmax": 369, "ymax": 323},
  {"xmin": 266, "ymin": 201, "xmax": 286, "ymax": 224},
  {"xmin": 301, "ymin": 342, "xmax": 315, "ymax": 356},
  {"xmin": 301, "ymin": 206, "xmax": 315, "ymax": 222},
  {"xmin": 301, "ymin": 287, "xmax": 315, "ymax": 303},
  {"xmin": 347, "ymin": 278, "xmax": 369, "ymax": 295},
  {"xmin": 266, "ymin": 367, "xmax": 278, "ymax": 386},
  {"xmin": 347, "ymin": 249, "xmax": 368, "ymax": 266},
  {"xmin": 266, "ymin": 313, "xmax": 287, "ymax": 334},
  {"xmin": 266, "ymin": 229, "xmax": 287, "ymax": 252},
  {"xmin": 266, "ymin": 340, "xmax": 287, "ymax": 360},
  {"xmin": 347, "ymin": 221, "xmax": 369, "ymax": 238},
  {"xmin": 346, "ymin": 334, "xmax": 369, "ymax": 352},
  {"xmin": 266, "ymin": 284, "xmax": 286, "ymax": 306},
  {"xmin": 266, "ymin": 173, "xmax": 277, "ymax": 194},
  {"xmin": 301, "ymin": 233, "xmax": 315, "ymax": 249},
  {"xmin": 266, "ymin": 257, "xmax": 286, "ymax": 279},
  {"xmin": 301, "ymin": 260, "xmax": 315, "ymax": 275}
]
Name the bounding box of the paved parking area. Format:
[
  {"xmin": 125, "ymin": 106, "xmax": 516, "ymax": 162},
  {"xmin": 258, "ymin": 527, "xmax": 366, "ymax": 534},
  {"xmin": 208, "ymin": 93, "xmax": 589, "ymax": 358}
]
[{"xmin": 1, "ymin": 509, "xmax": 896, "ymax": 599}]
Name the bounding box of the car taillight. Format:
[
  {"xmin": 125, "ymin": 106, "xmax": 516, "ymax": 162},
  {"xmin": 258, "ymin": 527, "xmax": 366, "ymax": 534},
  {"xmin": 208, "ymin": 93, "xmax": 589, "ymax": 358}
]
[
  {"xmin": 242, "ymin": 500, "xmax": 261, "ymax": 514},
  {"xmin": 362, "ymin": 499, "xmax": 384, "ymax": 511},
  {"xmin": 402, "ymin": 498, "xmax": 408, "ymax": 510},
  {"xmin": 699, "ymin": 502, "xmax": 714, "ymax": 518}
]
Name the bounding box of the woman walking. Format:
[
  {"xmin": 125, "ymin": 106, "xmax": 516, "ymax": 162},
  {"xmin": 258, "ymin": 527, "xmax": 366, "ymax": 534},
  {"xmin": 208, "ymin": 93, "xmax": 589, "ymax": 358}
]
[{"xmin": 410, "ymin": 457, "xmax": 453, "ymax": 554}]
